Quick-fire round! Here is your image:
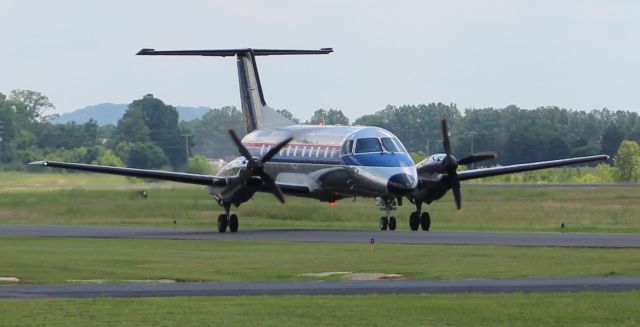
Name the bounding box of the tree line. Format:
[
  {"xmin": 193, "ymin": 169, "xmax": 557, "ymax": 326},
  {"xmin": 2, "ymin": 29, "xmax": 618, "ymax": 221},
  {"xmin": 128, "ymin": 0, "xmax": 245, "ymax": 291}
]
[{"xmin": 2, "ymin": 89, "xmax": 639, "ymax": 180}]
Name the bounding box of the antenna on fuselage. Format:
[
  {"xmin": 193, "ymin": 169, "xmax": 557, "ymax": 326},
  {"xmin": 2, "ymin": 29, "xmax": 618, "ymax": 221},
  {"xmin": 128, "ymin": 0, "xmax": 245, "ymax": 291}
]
[{"xmin": 136, "ymin": 48, "xmax": 333, "ymax": 134}]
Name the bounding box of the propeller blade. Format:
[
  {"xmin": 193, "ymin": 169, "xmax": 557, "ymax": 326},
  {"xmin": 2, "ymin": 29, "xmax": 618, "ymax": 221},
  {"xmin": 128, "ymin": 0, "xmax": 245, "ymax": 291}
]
[
  {"xmin": 228, "ymin": 129, "xmax": 253, "ymax": 161},
  {"xmin": 458, "ymin": 152, "xmax": 498, "ymax": 166},
  {"xmin": 452, "ymin": 180, "xmax": 462, "ymax": 210},
  {"xmin": 441, "ymin": 117, "xmax": 451, "ymax": 155},
  {"xmin": 262, "ymin": 137, "xmax": 293, "ymax": 163},
  {"xmin": 259, "ymin": 171, "xmax": 286, "ymax": 204}
]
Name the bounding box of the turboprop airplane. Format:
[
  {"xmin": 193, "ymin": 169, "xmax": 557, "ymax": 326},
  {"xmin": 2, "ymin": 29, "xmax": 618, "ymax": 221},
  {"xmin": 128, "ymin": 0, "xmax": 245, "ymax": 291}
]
[{"xmin": 30, "ymin": 47, "xmax": 609, "ymax": 233}]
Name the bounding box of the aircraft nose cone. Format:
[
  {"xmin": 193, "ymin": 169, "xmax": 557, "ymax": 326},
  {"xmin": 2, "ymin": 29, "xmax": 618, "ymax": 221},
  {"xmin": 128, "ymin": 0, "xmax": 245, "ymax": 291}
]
[{"xmin": 387, "ymin": 173, "xmax": 415, "ymax": 195}]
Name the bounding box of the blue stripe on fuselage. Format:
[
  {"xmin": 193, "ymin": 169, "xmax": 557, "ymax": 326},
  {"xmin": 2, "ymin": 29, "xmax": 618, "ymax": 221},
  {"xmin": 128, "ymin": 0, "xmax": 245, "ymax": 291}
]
[{"xmin": 342, "ymin": 152, "xmax": 414, "ymax": 167}]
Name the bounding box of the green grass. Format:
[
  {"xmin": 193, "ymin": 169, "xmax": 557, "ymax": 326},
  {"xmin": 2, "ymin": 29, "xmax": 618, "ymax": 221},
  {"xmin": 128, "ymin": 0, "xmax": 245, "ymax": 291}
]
[
  {"xmin": 1, "ymin": 292, "xmax": 639, "ymax": 326},
  {"xmin": 0, "ymin": 171, "xmax": 135, "ymax": 189},
  {"xmin": 0, "ymin": 185, "xmax": 639, "ymax": 232},
  {"xmin": 0, "ymin": 237, "xmax": 638, "ymax": 284}
]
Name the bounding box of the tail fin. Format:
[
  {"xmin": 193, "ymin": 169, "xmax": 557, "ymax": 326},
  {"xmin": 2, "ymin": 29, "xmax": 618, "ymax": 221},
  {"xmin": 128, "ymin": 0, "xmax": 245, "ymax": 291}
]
[{"xmin": 137, "ymin": 48, "xmax": 333, "ymax": 133}]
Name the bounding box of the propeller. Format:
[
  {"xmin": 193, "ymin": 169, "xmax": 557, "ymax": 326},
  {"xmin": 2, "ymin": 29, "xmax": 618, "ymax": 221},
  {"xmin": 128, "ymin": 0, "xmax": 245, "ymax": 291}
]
[
  {"xmin": 226, "ymin": 129, "xmax": 292, "ymax": 204},
  {"xmin": 439, "ymin": 118, "xmax": 462, "ymax": 210},
  {"xmin": 438, "ymin": 118, "xmax": 498, "ymax": 210}
]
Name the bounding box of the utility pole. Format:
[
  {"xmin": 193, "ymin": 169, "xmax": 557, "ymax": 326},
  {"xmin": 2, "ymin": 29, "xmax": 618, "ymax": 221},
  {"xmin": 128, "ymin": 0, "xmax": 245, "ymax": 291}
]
[
  {"xmin": 182, "ymin": 133, "xmax": 192, "ymax": 160},
  {"xmin": 467, "ymin": 131, "xmax": 477, "ymax": 169}
]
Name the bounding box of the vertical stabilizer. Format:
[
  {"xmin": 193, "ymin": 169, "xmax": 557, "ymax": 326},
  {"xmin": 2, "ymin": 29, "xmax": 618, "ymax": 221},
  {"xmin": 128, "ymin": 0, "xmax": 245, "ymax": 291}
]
[{"xmin": 137, "ymin": 47, "xmax": 333, "ymax": 133}]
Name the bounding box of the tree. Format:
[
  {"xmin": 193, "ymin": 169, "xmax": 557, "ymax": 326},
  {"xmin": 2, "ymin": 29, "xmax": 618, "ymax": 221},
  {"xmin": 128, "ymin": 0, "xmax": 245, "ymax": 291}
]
[
  {"xmin": 8, "ymin": 89, "xmax": 55, "ymax": 122},
  {"xmin": 113, "ymin": 94, "xmax": 186, "ymax": 169},
  {"xmin": 307, "ymin": 108, "xmax": 349, "ymax": 125},
  {"xmin": 113, "ymin": 107, "xmax": 151, "ymax": 144},
  {"xmin": 601, "ymin": 124, "xmax": 625, "ymax": 158},
  {"xmin": 614, "ymin": 140, "xmax": 640, "ymax": 182},
  {"xmin": 133, "ymin": 94, "xmax": 184, "ymax": 168},
  {"xmin": 276, "ymin": 109, "xmax": 300, "ymax": 124},
  {"xmin": 180, "ymin": 106, "xmax": 244, "ymax": 159},
  {"xmin": 115, "ymin": 142, "xmax": 168, "ymax": 169}
]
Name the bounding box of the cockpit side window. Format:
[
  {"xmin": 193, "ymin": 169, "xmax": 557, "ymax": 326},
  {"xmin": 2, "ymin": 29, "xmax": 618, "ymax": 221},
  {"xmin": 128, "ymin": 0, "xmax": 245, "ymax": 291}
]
[
  {"xmin": 355, "ymin": 138, "xmax": 382, "ymax": 153},
  {"xmin": 342, "ymin": 139, "xmax": 354, "ymax": 155}
]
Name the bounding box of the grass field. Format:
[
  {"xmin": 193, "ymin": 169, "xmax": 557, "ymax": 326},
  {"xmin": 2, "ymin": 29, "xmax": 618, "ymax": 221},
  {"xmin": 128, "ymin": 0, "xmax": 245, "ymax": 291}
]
[
  {"xmin": 1, "ymin": 292, "xmax": 639, "ymax": 326},
  {"xmin": 0, "ymin": 237, "xmax": 637, "ymax": 284},
  {"xmin": 0, "ymin": 181, "xmax": 639, "ymax": 232}
]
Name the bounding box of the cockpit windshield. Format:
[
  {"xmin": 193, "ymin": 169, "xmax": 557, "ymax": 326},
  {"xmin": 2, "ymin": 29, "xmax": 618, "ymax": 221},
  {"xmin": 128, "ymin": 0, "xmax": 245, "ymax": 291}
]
[
  {"xmin": 355, "ymin": 138, "xmax": 382, "ymax": 153},
  {"xmin": 381, "ymin": 137, "xmax": 407, "ymax": 153}
]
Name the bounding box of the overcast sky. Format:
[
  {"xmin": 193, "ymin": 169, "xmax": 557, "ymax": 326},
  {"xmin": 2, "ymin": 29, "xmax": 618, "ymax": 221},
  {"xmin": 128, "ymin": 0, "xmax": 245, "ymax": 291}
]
[{"xmin": 2, "ymin": 0, "xmax": 639, "ymax": 120}]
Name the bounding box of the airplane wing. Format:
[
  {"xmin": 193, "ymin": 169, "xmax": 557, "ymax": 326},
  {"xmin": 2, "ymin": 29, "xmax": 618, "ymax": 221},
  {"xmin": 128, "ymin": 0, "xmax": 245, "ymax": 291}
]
[
  {"xmin": 28, "ymin": 160, "xmax": 225, "ymax": 187},
  {"xmin": 276, "ymin": 182, "xmax": 311, "ymax": 195},
  {"xmin": 457, "ymin": 155, "xmax": 609, "ymax": 181}
]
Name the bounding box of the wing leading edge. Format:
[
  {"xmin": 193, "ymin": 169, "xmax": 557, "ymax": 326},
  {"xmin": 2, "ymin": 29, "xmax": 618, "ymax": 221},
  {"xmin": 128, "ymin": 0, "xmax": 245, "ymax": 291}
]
[
  {"xmin": 457, "ymin": 155, "xmax": 609, "ymax": 181},
  {"xmin": 28, "ymin": 161, "xmax": 225, "ymax": 186}
]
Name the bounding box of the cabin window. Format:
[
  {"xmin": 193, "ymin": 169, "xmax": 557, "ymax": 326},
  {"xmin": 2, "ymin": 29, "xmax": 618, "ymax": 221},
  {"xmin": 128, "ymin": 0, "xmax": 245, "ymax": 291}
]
[{"xmin": 355, "ymin": 138, "xmax": 382, "ymax": 153}]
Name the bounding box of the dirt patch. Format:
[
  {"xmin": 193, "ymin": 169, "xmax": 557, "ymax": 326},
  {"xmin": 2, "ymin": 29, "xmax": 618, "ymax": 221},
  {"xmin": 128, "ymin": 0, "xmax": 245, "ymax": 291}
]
[
  {"xmin": 299, "ymin": 272, "xmax": 351, "ymax": 278},
  {"xmin": 124, "ymin": 279, "xmax": 176, "ymax": 284},
  {"xmin": 299, "ymin": 272, "xmax": 404, "ymax": 280},
  {"xmin": 0, "ymin": 277, "xmax": 20, "ymax": 282},
  {"xmin": 67, "ymin": 279, "xmax": 106, "ymax": 284},
  {"xmin": 346, "ymin": 273, "xmax": 404, "ymax": 281}
]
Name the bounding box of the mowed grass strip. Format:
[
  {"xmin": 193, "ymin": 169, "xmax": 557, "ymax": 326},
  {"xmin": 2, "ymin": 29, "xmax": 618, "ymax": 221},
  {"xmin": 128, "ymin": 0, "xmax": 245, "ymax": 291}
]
[
  {"xmin": 0, "ymin": 237, "xmax": 638, "ymax": 284},
  {"xmin": 1, "ymin": 292, "xmax": 639, "ymax": 327},
  {"xmin": 0, "ymin": 185, "xmax": 639, "ymax": 232}
]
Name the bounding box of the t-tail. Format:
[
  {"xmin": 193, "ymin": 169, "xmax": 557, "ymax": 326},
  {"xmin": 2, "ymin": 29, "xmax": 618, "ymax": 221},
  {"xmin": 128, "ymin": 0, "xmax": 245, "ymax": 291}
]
[{"xmin": 137, "ymin": 47, "xmax": 333, "ymax": 133}]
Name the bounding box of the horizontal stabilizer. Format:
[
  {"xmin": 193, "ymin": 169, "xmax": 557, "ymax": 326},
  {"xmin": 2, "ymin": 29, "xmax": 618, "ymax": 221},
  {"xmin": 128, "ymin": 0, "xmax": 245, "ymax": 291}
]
[{"xmin": 137, "ymin": 48, "xmax": 333, "ymax": 57}]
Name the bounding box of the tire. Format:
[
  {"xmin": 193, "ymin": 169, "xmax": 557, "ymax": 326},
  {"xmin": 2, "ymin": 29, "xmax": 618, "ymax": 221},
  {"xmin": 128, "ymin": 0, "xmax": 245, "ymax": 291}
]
[
  {"xmin": 379, "ymin": 216, "xmax": 388, "ymax": 231},
  {"xmin": 420, "ymin": 212, "xmax": 431, "ymax": 231},
  {"xmin": 409, "ymin": 212, "xmax": 420, "ymax": 231},
  {"xmin": 229, "ymin": 214, "xmax": 239, "ymax": 233},
  {"xmin": 388, "ymin": 216, "xmax": 397, "ymax": 231},
  {"xmin": 217, "ymin": 214, "xmax": 228, "ymax": 233}
]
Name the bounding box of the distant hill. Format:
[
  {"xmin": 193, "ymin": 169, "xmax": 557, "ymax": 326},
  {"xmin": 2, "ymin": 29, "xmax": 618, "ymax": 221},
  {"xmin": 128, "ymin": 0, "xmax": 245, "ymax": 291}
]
[{"xmin": 53, "ymin": 103, "xmax": 210, "ymax": 125}]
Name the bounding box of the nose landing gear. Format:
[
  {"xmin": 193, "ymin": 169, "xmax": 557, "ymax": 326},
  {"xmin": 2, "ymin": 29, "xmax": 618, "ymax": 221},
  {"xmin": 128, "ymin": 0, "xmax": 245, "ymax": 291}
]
[
  {"xmin": 217, "ymin": 204, "xmax": 239, "ymax": 233},
  {"xmin": 377, "ymin": 198, "xmax": 397, "ymax": 231}
]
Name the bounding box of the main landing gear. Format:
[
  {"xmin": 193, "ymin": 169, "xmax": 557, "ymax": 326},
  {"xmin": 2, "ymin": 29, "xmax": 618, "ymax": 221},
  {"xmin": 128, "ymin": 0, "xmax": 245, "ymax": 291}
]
[
  {"xmin": 217, "ymin": 204, "xmax": 239, "ymax": 233},
  {"xmin": 409, "ymin": 200, "xmax": 430, "ymax": 231}
]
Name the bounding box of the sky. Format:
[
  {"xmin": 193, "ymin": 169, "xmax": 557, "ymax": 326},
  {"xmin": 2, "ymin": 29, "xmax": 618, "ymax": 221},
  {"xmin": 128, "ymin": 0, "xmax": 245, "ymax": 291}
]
[{"xmin": 2, "ymin": 0, "xmax": 640, "ymax": 121}]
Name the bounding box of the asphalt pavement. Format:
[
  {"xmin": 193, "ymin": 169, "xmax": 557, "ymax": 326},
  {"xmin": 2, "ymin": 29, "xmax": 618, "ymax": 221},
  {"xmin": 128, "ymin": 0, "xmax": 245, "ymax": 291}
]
[{"xmin": 1, "ymin": 225, "xmax": 639, "ymax": 248}]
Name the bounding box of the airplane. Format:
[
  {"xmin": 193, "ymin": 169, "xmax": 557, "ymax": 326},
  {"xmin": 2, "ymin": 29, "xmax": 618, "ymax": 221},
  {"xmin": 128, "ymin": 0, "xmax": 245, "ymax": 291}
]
[{"xmin": 30, "ymin": 47, "xmax": 609, "ymax": 233}]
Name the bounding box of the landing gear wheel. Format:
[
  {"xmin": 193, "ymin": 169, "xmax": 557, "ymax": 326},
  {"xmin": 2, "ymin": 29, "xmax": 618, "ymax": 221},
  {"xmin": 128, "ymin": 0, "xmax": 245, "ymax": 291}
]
[
  {"xmin": 420, "ymin": 212, "xmax": 431, "ymax": 231},
  {"xmin": 228, "ymin": 214, "xmax": 239, "ymax": 233},
  {"xmin": 388, "ymin": 216, "xmax": 397, "ymax": 231},
  {"xmin": 409, "ymin": 212, "xmax": 420, "ymax": 231},
  {"xmin": 379, "ymin": 216, "xmax": 389, "ymax": 231},
  {"xmin": 217, "ymin": 214, "xmax": 228, "ymax": 233}
]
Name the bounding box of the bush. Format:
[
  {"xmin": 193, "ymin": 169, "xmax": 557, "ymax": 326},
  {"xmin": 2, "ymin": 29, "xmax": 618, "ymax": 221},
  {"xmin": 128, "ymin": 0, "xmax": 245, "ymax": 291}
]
[{"xmin": 184, "ymin": 155, "xmax": 214, "ymax": 174}]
